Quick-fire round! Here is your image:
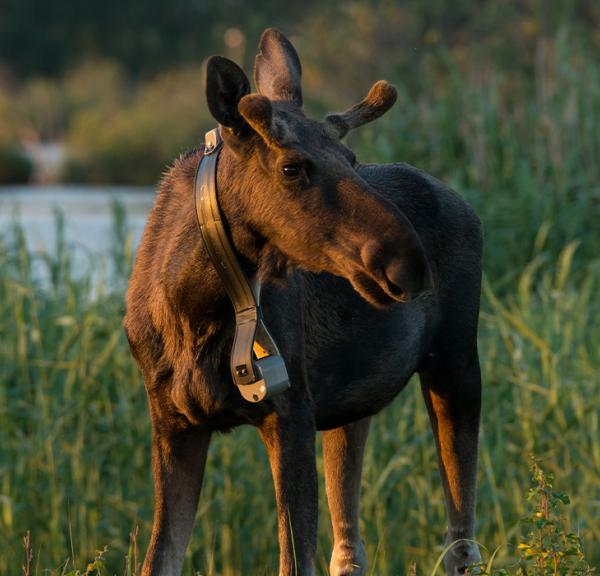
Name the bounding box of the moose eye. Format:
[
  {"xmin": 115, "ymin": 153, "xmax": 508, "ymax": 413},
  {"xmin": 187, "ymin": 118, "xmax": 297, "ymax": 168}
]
[{"xmin": 281, "ymin": 164, "xmax": 300, "ymax": 178}]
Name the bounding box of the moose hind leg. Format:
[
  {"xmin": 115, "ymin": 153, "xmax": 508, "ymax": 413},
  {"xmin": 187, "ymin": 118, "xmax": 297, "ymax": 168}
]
[
  {"xmin": 322, "ymin": 417, "xmax": 370, "ymax": 576},
  {"xmin": 419, "ymin": 350, "xmax": 482, "ymax": 575},
  {"xmin": 142, "ymin": 424, "xmax": 211, "ymax": 576}
]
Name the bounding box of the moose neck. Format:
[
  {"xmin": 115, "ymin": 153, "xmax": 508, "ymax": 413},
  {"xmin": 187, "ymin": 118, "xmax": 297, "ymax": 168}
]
[
  {"xmin": 213, "ymin": 145, "xmax": 264, "ymax": 271},
  {"xmin": 214, "ymin": 144, "xmax": 288, "ymax": 286},
  {"xmin": 169, "ymin": 144, "xmax": 281, "ymax": 339}
]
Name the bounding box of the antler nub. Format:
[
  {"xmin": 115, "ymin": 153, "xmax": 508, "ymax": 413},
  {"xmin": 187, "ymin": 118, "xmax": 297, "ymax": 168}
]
[{"xmin": 326, "ymin": 80, "xmax": 398, "ymax": 138}]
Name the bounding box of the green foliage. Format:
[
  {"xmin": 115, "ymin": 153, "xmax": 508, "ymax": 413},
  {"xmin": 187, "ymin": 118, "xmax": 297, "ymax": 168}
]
[
  {"xmin": 0, "ymin": 215, "xmax": 149, "ymax": 573},
  {"xmin": 0, "ymin": 2, "xmax": 597, "ymax": 191},
  {"xmin": 0, "ymin": 0, "xmax": 319, "ymax": 78},
  {"xmin": 13, "ymin": 453, "xmax": 597, "ymax": 575},
  {"xmin": 514, "ymin": 457, "xmax": 593, "ymax": 575},
  {"xmin": 15, "ymin": 77, "xmax": 67, "ymax": 141},
  {"xmin": 62, "ymin": 66, "xmax": 208, "ymax": 184},
  {"xmin": 1, "ymin": 210, "xmax": 598, "ymax": 574},
  {"xmin": 0, "ymin": 144, "xmax": 32, "ymax": 183},
  {"xmin": 0, "ymin": 92, "xmax": 33, "ymax": 183},
  {"xmin": 463, "ymin": 457, "xmax": 594, "ymax": 576}
]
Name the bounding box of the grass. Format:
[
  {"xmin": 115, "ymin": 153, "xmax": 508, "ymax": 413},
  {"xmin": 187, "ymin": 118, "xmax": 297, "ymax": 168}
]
[
  {"xmin": 1, "ymin": 26, "xmax": 599, "ymax": 575},
  {"xmin": 0, "ymin": 205, "xmax": 598, "ymax": 574}
]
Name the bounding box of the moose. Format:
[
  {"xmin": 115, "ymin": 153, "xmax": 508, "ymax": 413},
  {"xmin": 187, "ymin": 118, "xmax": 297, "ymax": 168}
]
[{"xmin": 124, "ymin": 28, "xmax": 483, "ymax": 576}]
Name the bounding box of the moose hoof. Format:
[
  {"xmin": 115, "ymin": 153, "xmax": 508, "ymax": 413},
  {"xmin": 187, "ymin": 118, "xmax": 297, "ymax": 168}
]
[
  {"xmin": 330, "ymin": 541, "xmax": 367, "ymax": 576},
  {"xmin": 443, "ymin": 540, "xmax": 481, "ymax": 576}
]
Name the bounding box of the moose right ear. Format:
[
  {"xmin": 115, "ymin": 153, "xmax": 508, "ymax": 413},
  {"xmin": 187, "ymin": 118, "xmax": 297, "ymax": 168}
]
[{"xmin": 206, "ymin": 56, "xmax": 251, "ymax": 134}]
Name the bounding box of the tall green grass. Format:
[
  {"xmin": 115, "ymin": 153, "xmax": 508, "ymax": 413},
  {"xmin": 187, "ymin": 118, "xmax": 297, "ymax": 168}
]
[{"xmin": 0, "ymin": 214, "xmax": 598, "ymax": 574}]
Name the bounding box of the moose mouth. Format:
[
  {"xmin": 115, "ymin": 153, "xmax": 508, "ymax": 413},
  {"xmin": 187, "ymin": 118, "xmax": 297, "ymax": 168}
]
[{"xmin": 258, "ymin": 239, "xmax": 420, "ymax": 309}]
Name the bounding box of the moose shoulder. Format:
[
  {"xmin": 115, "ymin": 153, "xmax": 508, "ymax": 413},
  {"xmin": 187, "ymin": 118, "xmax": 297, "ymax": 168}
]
[{"xmin": 124, "ymin": 27, "xmax": 483, "ymax": 576}]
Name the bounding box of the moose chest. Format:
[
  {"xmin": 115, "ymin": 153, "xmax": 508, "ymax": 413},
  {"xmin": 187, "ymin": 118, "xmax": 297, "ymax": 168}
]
[{"xmin": 261, "ymin": 273, "xmax": 437, "ymax": 430}]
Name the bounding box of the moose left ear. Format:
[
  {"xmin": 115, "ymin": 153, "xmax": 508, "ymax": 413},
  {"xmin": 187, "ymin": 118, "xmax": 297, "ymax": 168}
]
[
  {"xmin": 254, "ymin": 28, "xmax": 302, "ymax": 106},
  {"xmin": 206, "ymin": 56, "xmax": 251, "ymax": 134}
]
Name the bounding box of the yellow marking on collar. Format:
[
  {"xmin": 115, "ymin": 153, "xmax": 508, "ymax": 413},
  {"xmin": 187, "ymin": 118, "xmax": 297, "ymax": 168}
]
[{"xmin": 253, "ymin": 341, "xmax": 270, "ymax": 359}]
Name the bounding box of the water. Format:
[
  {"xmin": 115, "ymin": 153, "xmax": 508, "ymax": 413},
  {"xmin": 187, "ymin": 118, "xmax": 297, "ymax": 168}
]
[
  {"xmin": 0, "ymin": 185, "xmax": 155, "ymax": 284},
  {"xmin": 0, "ymin": 185, "xmax": 155, "ymax": 252}
]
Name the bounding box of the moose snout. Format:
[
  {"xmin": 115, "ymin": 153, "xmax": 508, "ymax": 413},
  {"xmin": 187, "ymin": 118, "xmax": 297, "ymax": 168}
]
[{"xmin": 361, "ymin": 240, "xmax": 433, "ymax": 303}]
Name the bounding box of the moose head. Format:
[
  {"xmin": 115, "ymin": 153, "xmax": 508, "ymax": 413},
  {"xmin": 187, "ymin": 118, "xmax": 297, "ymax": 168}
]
[{"xmin": 205, "ymin": 28, "xmax": 433, "ymax": 308}]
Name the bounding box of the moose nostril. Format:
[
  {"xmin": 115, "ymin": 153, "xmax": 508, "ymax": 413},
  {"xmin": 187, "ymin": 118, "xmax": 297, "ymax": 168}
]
[
  {"xmin": 360, "ymin": 242, "xmax": 410, "ymax": 302},
  {"xmin": 383, "ymin": 260, "xmax": 409, "ymax": 301}
]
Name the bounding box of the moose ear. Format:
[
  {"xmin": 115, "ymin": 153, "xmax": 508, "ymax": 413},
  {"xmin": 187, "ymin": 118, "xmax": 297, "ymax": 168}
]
[
  {"xmin": 238, "ymin": 94, "xmax": 275, "ymax": 146},
  {"xmin": 254, "ymin": 28, "xmax": 302, "ymax": 106},
  {"xmin": 206, "ymin": 56, "xmax": 251, "ymax": 133}
]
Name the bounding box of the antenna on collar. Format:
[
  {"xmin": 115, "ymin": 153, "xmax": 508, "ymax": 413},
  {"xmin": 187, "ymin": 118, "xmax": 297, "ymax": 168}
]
[{"xmin": 194, "ymin": 127, "xmax": 290, "ymax": 402}]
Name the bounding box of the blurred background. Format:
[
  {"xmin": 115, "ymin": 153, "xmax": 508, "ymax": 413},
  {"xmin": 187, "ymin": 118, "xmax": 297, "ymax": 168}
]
[{"xmin": 1, "ymin": 1, "xmax": 599, "ymax": 574}]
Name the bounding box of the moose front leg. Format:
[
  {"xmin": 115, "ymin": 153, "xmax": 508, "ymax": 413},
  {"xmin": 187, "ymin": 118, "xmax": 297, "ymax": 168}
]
[
  {"xmin": 420, "ymin": 351, "xmax": 482, "ymax": 575},
  {"xmin": 143, "ymin": 422, "xmax": 211, "ymax": 576},
  {"xmin": 322, "ymin": 417, "xmax": 370, "ymax": 576},
  {"xmin": 259, "ymin": 406, "xmax": 318, "ymax": 576}
]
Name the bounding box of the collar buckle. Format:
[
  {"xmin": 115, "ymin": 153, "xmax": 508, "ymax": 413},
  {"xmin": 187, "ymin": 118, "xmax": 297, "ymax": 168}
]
[{"xmin": 204, "ymin": 127, "xmax": 223, "ymax": 155}]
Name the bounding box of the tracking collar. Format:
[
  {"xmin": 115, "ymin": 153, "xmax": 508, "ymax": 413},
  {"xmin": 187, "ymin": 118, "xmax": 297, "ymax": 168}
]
[{"xmin": 194, "ymin": 127, "xmax": 290, "ymax": 403}]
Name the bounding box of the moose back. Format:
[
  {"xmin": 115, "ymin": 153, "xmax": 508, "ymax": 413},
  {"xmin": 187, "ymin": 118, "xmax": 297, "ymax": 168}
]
[{"xmin": 124, "ymin": 28, "xmax": 484, "ymax": 576}]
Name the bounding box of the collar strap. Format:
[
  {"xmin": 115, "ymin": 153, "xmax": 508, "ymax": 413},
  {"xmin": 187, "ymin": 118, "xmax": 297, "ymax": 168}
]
[{"xmin": 194, "ymin": 127, "xmax": 290, "ymax": 402}]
